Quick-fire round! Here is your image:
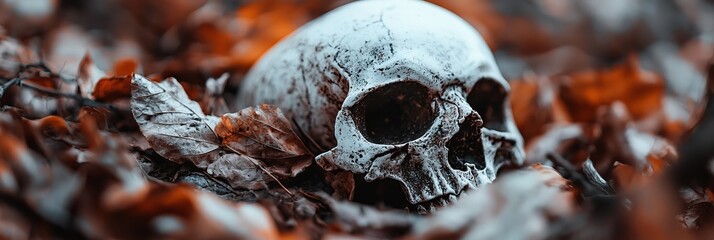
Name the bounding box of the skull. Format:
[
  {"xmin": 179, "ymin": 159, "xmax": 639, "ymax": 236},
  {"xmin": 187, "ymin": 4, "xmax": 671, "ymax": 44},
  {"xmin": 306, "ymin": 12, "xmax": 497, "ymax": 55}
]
[{"xmin": 236, "ymin": 0, "xmax": 524, "ymax": 213}]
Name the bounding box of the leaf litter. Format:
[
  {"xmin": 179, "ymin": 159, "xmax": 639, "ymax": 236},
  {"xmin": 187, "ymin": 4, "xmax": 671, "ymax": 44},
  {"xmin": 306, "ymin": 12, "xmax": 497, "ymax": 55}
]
[{"xmin": 0, "ymin": 0, "xmax": 714, "ymax": 239}]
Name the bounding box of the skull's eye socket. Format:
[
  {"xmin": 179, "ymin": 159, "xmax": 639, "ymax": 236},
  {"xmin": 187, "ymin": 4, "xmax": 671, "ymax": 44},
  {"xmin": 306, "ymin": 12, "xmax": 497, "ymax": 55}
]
[
  {"xmin": 352, "ymin": 82, "xmax": 438, "ymax": 145},
  {"xmin": 467, "ymin": 78, "xmax": 508, "ymax": 131}
]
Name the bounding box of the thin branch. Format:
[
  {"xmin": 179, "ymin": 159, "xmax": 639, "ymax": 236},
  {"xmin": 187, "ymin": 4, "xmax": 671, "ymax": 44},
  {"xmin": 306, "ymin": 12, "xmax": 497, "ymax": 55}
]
[
  {"xmin": 547, "ymin": 152, "xmax": 610, "ymax": 197},
  {"xmin": 1, "ymin": 77, "xmax": 21, "ymax": 90},
  {"xmin": 2, "ymin": 62, "xmax": 124, "ymax": 114},
  {"xmin": 18, "ymin": 80, "xmax": 123, "ymax": 113}
]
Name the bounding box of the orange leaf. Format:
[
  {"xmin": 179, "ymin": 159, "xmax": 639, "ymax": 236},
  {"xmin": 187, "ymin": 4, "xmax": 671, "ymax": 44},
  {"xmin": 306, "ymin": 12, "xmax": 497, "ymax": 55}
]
[
  {"xmin": 92, "ymin": 75, "xmax": 132, "ymax": 102},
  {"xmin": 560, "ymin": 55, "xmax": 665, "ymax": 123}
]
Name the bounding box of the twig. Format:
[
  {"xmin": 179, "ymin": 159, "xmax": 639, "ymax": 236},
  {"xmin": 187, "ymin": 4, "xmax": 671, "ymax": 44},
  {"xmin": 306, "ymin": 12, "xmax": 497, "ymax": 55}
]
[
  {"xmin": 1, "ymin": 77, "xmax": 20, "ymax": 89},
  {"xmin": 0, "ymin": 77, "xmax": 19, "ymax": 98},
  {"xmin": 18, "ymin": 80, "xmax": 123, "ymax": 113},
  {"xmin": 2, "ymin": 62, "xmax": 124, "ymax": 114},
  {"xmin": 547, "ymin": 152, "xmax": 610, "ymax": 197},
  {"xmin": 582, "ymin": 158, "xmax": 614, "ymax": 194}
]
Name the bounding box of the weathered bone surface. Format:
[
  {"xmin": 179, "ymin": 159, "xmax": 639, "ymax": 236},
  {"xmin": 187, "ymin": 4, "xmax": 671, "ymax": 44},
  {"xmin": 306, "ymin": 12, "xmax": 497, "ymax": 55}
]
[{"xmin": 236, "ymin": 0, "xmax": 525, "ymax": 213}]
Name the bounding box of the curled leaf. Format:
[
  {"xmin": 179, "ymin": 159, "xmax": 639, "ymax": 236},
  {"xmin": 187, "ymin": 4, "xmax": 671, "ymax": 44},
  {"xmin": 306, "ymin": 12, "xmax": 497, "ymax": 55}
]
[{"xmin": 216, "ymin": 104, "xmax": 312, "ymax": 177}]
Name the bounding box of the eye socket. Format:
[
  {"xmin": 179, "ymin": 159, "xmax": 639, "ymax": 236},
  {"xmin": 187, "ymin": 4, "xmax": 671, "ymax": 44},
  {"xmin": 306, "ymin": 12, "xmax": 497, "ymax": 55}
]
[
  {"xmin": 351, "ymin": 81, "xmax": 438, "ymax": 145},
  {"xmin": 467, "ymin": 78, "xmax": 508, "ymax": 131}
]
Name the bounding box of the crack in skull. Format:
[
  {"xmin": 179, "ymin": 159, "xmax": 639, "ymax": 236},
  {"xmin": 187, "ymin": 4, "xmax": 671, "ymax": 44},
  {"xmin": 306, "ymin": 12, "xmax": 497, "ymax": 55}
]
[{"xmin": 236, "ymin": 0, "xmax": 525, "ymax": 213}]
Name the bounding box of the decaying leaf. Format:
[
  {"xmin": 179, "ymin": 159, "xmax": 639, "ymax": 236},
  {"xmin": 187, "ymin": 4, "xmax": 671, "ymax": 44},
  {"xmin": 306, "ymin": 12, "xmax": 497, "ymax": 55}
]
[
  {"xmin": 130, "ymin": 74, "xmax": 221, "ymax": 167},
  {"xmin": 216, "ymin": 104, "xmax": 312, "ymax": 177},
  {"xmin": 206, "ymin": 154, "xmax": 269, "ymax": 190}
]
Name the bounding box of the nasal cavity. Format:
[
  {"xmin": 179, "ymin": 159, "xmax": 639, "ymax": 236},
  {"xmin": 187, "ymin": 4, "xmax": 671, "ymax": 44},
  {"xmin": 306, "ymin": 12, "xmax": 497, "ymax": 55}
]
[
  {"xmin": 446, "ymin": 113, "xmax": 486, "ymax": 171},
  {"xmin": 352, "ymin": 174, "xmax": 410, "ymax": 210}
]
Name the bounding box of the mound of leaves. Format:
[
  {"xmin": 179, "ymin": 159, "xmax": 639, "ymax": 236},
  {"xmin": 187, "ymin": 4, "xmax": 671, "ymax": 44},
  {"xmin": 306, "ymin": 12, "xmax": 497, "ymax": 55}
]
[{"xmin": 1, "ymin": 0, "xmax": 714, "ymax": 239}]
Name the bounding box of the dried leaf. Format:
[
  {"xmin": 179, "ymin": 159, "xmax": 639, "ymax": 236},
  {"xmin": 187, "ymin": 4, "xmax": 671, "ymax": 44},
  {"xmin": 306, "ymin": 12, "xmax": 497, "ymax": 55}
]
[
  {"xmin": 560, "ymin": 55, "xmax": 665, "ymax": 123},
  {"xmin": 130, "ymin": 74, "xmax": 221, "ymax": 168},
  {"xmin": 110, "ymin": 58, "xmax": 138, "ymax": 76},
  {"xmin": 510, "ymin": 76, "xmax": 572, "ymax": 142},
  {"xmin": 92, "ymin": 75, "xmax": 132, "ymax": 102},
  {"xmin": 206, "ymin": 154, "xmax": 269, "ymax": 190},
  {"xmin": 216, "ymin": 104, "xmax": 312, "ymax": 177}
]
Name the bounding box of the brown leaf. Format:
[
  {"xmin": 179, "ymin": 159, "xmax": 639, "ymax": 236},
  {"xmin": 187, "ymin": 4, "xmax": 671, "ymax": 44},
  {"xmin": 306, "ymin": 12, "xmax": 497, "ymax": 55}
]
[
  {"xmin": 560, "ymin": 55, "xmax": 665, "ymax": 123},
  {"xmin": 110, "ymin": 58, "xmax": 138, "ymax": 76},
  {"xmin": 216, "ymin": 104, "xmax": 312, "ymax": 177},
  {"xmin": 92, "ymin": 75, "xmax": 132, "ymax": 102},
  {"xmin": 510, "ymin": 76, "xmax": 572, "ymax": 142},
  {"xmin": 206, "ymin": 154, "xmax": 269, "ymax": 190}
]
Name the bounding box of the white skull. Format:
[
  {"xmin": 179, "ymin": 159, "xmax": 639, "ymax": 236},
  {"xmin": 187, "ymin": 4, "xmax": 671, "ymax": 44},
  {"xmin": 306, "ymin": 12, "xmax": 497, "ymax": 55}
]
[{"xmin": 236, "ymin": 0, "xmax": 524, "ymax": 213}]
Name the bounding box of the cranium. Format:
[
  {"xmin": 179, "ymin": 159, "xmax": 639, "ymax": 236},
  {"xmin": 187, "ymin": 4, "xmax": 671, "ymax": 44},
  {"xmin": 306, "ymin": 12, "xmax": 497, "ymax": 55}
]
[{"xmin": 236, "ymin": 0, "xmax": 524, "ymax": 213}]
